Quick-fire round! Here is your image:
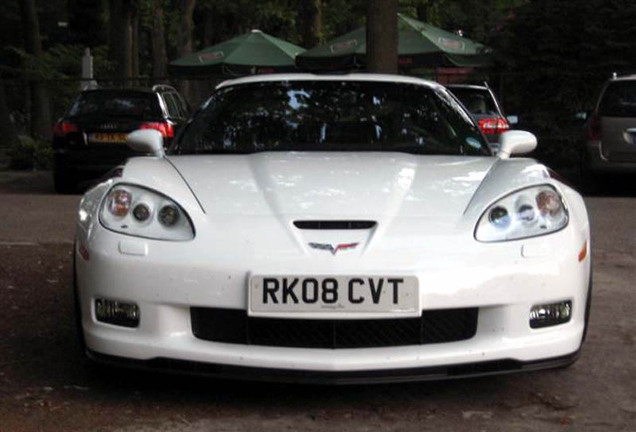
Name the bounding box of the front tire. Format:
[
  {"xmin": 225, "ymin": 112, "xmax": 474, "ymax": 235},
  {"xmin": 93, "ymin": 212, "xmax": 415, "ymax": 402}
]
[
  {"xmin": 72, "ymin": 246, "xmax": 86, "ymax": 353},
  {"xmin": 582, "ymin": 264, "xmax": 593, "ymax": 343}
]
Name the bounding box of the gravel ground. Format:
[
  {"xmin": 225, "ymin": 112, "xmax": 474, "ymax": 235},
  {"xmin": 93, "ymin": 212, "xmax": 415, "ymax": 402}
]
[{"xmin": 0, "ymin": 170, "xmax": 634, "ymax": 432}]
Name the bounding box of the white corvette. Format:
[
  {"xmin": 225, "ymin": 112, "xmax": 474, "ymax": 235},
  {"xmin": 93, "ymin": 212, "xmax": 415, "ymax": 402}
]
[{"xmin": 74, "ymin": 74, "xmax": 591, "ymax": 384}]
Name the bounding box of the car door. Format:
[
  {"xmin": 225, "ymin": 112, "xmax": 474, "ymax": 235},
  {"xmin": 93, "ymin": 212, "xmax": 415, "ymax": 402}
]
[{"xmin": 598, "ymin": 81, "xmax": 636, "ymax": 162}]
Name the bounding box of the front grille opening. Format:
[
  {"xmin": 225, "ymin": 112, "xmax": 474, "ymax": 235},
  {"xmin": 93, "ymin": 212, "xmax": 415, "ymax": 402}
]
[
  {"xmin": 191, "ymin": 308, "xmax": 478, "ymax": 349},
  {"xmin": 293, "ymin": 220, "xmax": 377, "ymax": 230}
]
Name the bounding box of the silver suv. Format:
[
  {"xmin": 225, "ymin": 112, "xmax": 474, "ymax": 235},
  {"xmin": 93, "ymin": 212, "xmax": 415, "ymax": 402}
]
[{"xmin": 584, "ymin": 75, "xmax": 636, "ymax": 175}]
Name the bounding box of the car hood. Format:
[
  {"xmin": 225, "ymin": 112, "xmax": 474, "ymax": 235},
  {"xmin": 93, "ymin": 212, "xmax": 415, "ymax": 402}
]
[{"xmin": 166, "ymin": 153, "xmax": 498, "ymax": 221}]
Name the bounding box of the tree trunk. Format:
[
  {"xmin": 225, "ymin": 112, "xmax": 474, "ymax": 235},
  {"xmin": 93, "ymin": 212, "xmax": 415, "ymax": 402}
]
[
  {"xmin": 366, "ymin": 0, "xmax": 398, "ymax": 74},
  {"xmin": 177, "ymin": 0, "xmax": 197, "ymax": 102},
  {"xmin": 0, "ymin": 79, "xmax": 19, "ymax": 149},
  {"xmin": 109, "ymin": 0, "xmax": 134, "ymax": 84},
  {"xmin": 19, "ymin": 0, "xmax": 42, "ymax": 57},
  {"xmin": 108, "ymin": 0, "xmax": 116, "ymax": 64},
  {"xmin": 177, "ymin": 0, "xmax": 196, "ymax": 58},
  {"xmin": 19, "ymin": 0, "xmax": 52, "ymax": 140},
  {"xmin": 151, "ymin": 0, "xmax": 168, "ymax": 79},
  {"xmin": 297, "ymin": 0, "xmax": 322, "ymax": 48},
  {"xmin": 132, "ymin": 4, "xmax": 140, "ymax": 81}
]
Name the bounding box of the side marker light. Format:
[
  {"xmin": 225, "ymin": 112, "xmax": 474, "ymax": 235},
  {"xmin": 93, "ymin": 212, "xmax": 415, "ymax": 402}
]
[{"xmin": 578, "ymin": 241, "xmax": 588, "ymax": 262}]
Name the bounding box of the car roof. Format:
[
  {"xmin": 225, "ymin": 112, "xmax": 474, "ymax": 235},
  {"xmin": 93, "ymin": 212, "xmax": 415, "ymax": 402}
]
[
  {"xmin": 609, "ymin": 74, "xmax": 636, "ymax": 82},
  {"xmin": 81, "ymin": 85, "xmax": 178, "ymax": 95},
  {"xmin": 446, "ymin": 84, "xmax": 489, "ymax": 91},
  {"xmin": 216, "ymin": 73, "xmax": 442, "ymax": 91}
]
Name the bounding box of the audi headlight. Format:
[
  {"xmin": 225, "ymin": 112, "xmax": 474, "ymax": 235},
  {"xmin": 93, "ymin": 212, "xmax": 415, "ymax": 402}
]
[
  {"xmin": 100, "ymin": 184, "xmax": 194, "ymax": 241},
  {"xmin": 475, "ymin": 185, "xmax": 568, "ymax": 242}
]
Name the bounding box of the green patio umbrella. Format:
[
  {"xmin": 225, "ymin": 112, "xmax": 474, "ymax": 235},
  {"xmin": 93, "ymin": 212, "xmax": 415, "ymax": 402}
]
[
  {"xmin": 296, "ymin": 14, "xmax": 489, "ymax": 71},
  {"xmin": 169, "ymin": 30, "xmax": 306, "ymax": 76}
]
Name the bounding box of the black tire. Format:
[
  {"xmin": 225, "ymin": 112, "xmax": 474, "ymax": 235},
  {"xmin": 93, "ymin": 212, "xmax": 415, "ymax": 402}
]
[
  {"xmin": 582, "ymin": 263, "xmax": 593, "ymax": 343},
  {"xmin": 72, "ymin": 246, "xmax": 87, "ymax": 353},
  {"xmin": 557, "ymin": 259, "xmax": 592, "ymax": 371}
]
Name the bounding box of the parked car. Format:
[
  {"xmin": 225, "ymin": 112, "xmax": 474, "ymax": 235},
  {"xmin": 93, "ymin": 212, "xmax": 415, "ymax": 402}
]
[
  {"xmin": 447, "ymin": 83, "xmax": 512, "ymax": 151},
  {"xmin": 582, "ymin": 74, "xmax": 636, "ymax": 175},
  {"xmin": 52, "ymin": 85, "xmax": 190, "ymax": 193},
  {"xmin": 74, "ymin": 74, "xmax": 591, "ymax": 384}
]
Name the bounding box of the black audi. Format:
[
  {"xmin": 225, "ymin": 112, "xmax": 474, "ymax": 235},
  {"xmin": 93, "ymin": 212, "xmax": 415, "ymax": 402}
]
[{"xmin": 52, "ymin": 85, "xmax": 190, "ymax": 193}]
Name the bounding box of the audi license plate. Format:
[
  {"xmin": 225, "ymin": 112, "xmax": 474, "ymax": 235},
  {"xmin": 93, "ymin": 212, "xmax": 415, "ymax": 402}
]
[
  {"xmin": 90, "ymin": 132, "xmax": 128, "ymax": 143},
  {"xmin": 249, "ymin": 276, "xmax": 419, "ymax": 317}
]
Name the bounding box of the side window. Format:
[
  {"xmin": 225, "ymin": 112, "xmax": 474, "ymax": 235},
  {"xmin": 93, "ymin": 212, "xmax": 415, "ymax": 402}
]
[
  {"xmin": 176, "ymin": 93, "xmax": 191, "ymax": 117},
  {"xmin": 162, "ymin": 93, "xmax": 181, "ymax": 119}
]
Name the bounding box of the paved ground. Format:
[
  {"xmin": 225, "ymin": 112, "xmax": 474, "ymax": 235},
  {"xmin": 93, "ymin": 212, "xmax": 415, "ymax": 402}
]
[{"xmin": 0, "ymin": 170, "xmax": 634, "ymax": 432}]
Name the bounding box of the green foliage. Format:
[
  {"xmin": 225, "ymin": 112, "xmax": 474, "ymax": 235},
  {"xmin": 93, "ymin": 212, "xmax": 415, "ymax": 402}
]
[
  {"xmin": 10, "ymin": 44, "xmax": 114, "ymax": 80},
  {"xmin": 8, "ymin": 135, "xmax": 52, "ymax": 170},
  {"xmin": 322, "ymin": 0, "xmax": 366, "ymax": 40},
  {"xmin": 190, "ymin": 0, "xmax": 298, "ymax": 48},
  {"xmin": 399, "ymin": 0, "xmax": 527, "ymax": 41},
  {"xmin": 181, "ymin": 0, "xmax": 368, "ymax": 50},
  {"xmin": 10, "ymin": 43, "xmax": 115, "ymax": 119},
  {"xmin": 68, "ymin": 0, "xmax": 107, "ymax": 47}
]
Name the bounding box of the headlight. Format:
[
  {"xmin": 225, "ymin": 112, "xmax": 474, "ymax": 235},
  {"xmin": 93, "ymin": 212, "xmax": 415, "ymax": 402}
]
[
  {"xmin": 475, "ymin": 185, "xmax": 568, "ymax": 242},
  {"xmin": 100, "ymin": 184, "xmax": 194, "ymax": 241}
]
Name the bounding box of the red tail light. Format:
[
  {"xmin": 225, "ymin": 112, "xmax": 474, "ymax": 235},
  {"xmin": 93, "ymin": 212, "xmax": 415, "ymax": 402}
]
[
  {"xmin": 52, "ymin": 121, "xmax": 79, "ymax": 137},
  {"xmin": 587, "ymin": 113, "xmax": 601, "ymax": 141},
  {"xmin": 478, "ymin": 117, "xmax": 510, "ymax": 135},
  {"xmin": 140, "ymin": 122, "xmax": 174, "ymax": 139}
]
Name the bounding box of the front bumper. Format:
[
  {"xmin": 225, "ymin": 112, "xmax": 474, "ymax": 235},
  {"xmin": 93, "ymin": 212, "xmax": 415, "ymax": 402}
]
[
  {"xmin": 75, "ymin": 217, "xmax": 590, "ymax": 382},
  {"xmin": 87, "ymin": 348, "xmax": 581, "ymax": 385}
]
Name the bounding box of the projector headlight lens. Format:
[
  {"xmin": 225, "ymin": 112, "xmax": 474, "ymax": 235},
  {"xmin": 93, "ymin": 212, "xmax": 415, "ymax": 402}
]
[
  {"xmin": 132, "ymin": 203, "xmax": 151, "ymax": 222},
  {"xmin": 158, "ymin": 204, "xmax": 179, "ymax": 226}
]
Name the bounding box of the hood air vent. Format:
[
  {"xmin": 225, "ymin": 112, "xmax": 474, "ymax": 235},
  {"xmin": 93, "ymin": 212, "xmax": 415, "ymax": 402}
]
[{"xmin": 293, "ymin": 220, "xmax": 377, "ymax": 230}]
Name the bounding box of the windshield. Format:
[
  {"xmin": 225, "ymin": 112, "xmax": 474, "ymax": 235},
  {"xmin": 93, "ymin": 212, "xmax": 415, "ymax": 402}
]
[
  {"xmin": 172, "ymin": 80, "xmax": 490, "ymax": 156},
  {"xmin": 68, "ymin": 91, "xmax": 161, "ymax": 118}
]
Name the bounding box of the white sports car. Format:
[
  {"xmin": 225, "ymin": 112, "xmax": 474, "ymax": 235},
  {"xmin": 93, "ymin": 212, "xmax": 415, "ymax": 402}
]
[{"xmin": 74, "ymin": 74, "xmax": 591, "ymax": 384}]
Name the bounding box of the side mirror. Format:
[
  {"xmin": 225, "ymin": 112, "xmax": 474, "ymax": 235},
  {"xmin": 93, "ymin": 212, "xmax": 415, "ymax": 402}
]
[
  {"xmin": 574, "ymin": 111, "xmax": 588, "ymax": 121},
  {"xmin": 127, "ymin": 129, "xmax": 165, "ymax": 157},
  {"xmin": 498, "ymin": 130, "xmax": 537, "ymax": 159},
  {"xmin": 506, "ymin": 115, "xmax": 519, "ymax": 126}
]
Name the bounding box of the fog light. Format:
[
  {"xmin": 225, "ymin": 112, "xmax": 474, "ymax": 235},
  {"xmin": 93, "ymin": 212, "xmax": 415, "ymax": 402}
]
[
  {"xmin": 95, "ymin": 298, "xmax": 139, "ymax": 328},
  {"xmin": 530, "ymin": 301, "xmax": 572, "ymax": 329}
]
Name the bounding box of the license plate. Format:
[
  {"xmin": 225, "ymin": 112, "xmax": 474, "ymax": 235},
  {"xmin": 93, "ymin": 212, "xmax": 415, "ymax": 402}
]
[
  {"xmin": 249, "ymin": 275, "xmax": 419, "ymax": 317},
  {"xmin": 90, "ymin": 132, "xmax": 128, "ymax": 143}
]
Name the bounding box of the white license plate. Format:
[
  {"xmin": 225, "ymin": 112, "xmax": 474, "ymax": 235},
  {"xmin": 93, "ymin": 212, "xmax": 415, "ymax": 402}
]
[{"xmin": 249, "ymin": 275, "xmax": 419, "ymax": 317}]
